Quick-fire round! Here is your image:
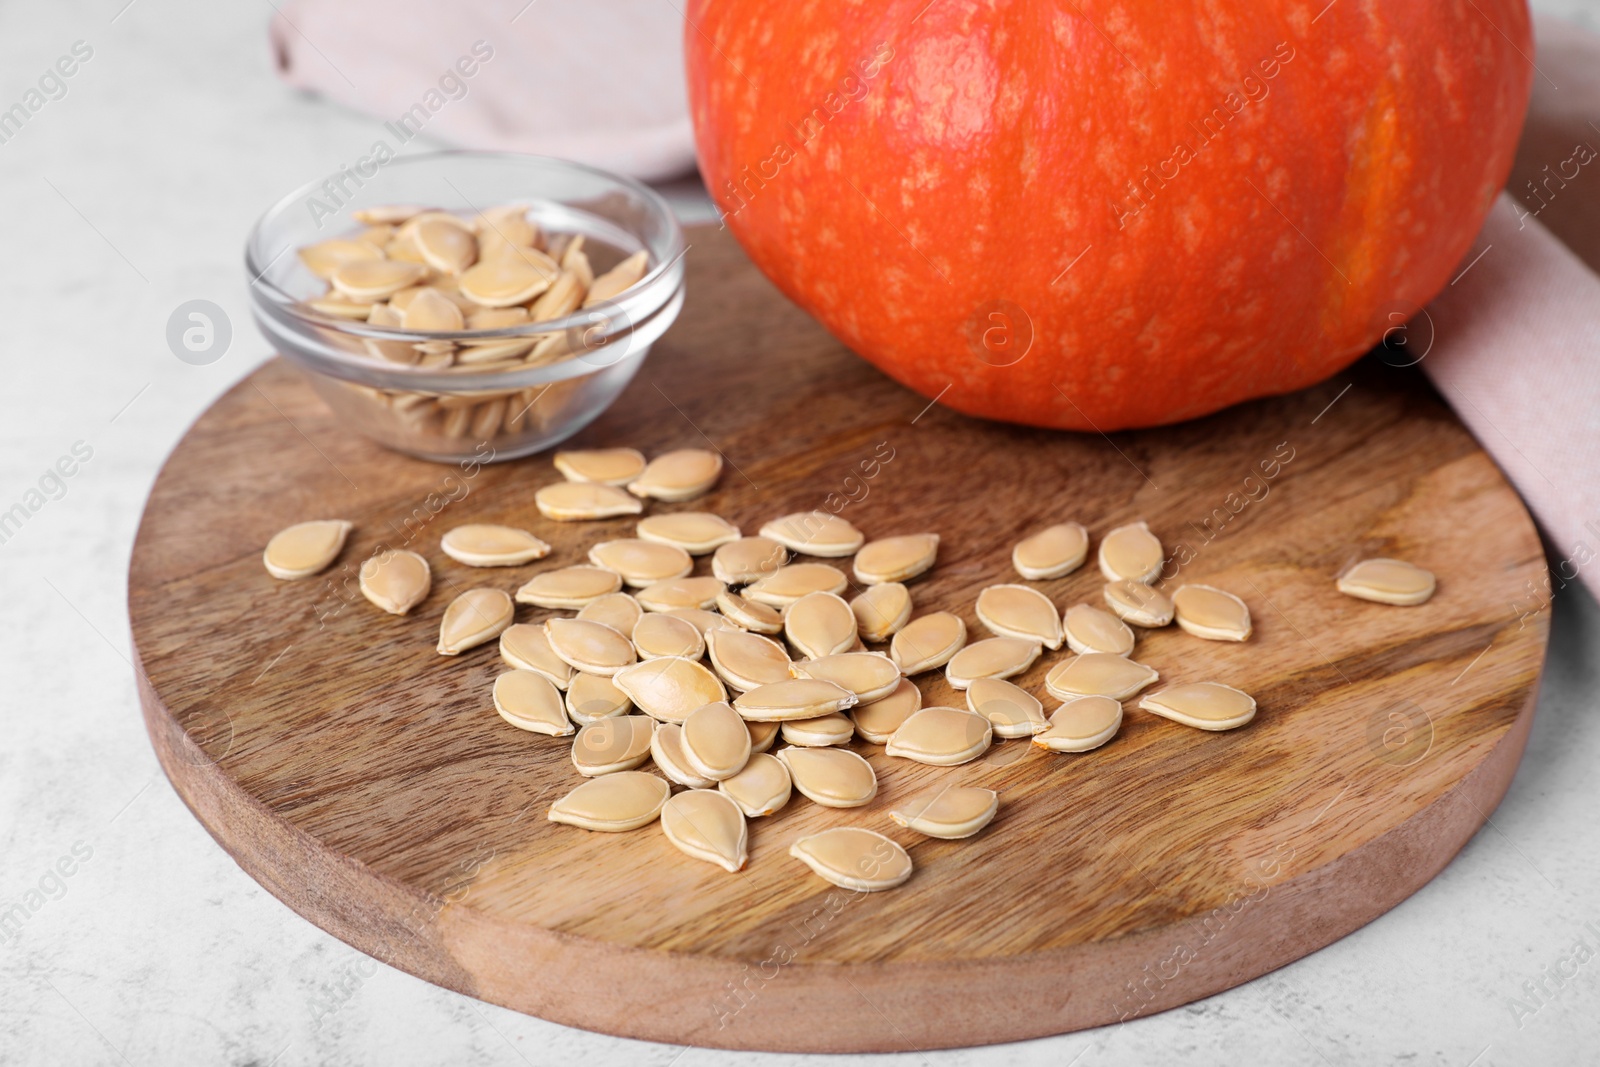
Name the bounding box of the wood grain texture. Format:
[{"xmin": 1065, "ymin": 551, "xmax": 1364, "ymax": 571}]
[{"xmin": 130, "ymin": 225, "xmax": 1550, "ymax": 1053}]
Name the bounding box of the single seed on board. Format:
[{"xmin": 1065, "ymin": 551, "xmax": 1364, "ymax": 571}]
[
  {"xmin": 440, "ymin": 524, "xmax": 551, "ymax": 567},
  {"xmin": 717, "ymin": 752, "xmax": 791, "ymax": 816},
  {"xmin": 852, "ymin": 533, "xmax": 940, "ymax": 585},
  {"xmin": 298, "ymin": 238, "xmax": 382, "ymax": 279},
  {"xmin": 794, "ymin": 652, "xmax": 902, "ymax": 703},
  {"xmin": 850, "ymin": 582, "xmax": 913, "ymax": 643},
  {"xmin": 544, "ymin": 618, "xmax": 637, "ymax": 676},
  {"xmin": 635, "ymin": 576, "xmax": 726, "ymax": 612},
  {"xmin": 711, "ymin": 537, "xmax": 788, "ymax": 585},
  {"xmin": 515, "ymin": 565, "xmax": 623, "ymax": 609},
  {"xmin": 1103, "ymin": 579, "xmax": 1175, "ymax": 628},
  {"xmin": 734, "ymin": 679, "xmax": 858, "ymax": 722},
  {"xmin": 660, "ymin": 789, "xmax": 748, "ymax": 873},
  {"xmin": 331, "ymin": 259, "xmax": 427, "ymax": 301},
  {"xmin": 851, "ymin": 678, "xmax": 923, "ymax": 743},
  {"xmin": 553, "ymin": 447, "xmax": 647, "ymax": 486},
  {"xmin": 535, "ymin": 481, "xmax": 644, "ymax": 521},
  {"xmin": 458, "ymin": 250, "xmax": 558, "ymax": 307},
  {"xmin": 966, "ymin": 676, "xmax": 1049, "ymax": 738},
  {"xmin": 784, "ymin": 591, "xmax": 859, "ymax": 659},
  {"xmin": 944, "ymin": 637, "xmax": 1041, "ymax": 690},
  {"xmin": 566, "ymin": 671, "xmax": 632, "ymax": 723},
  {"xmin": 437, "ymin": 588, "xmax": 514, "ymax": 655},
  {"xmin": 500, "ymin": 623, "xmax": 573, "ymax": 689},
  {"xmin": 789, "ymin": 827, "xmax": 911, "ymax": 891},
  {"xmin": 627, "ymin": 448, "xmax": 723, "ymax": 502},
  {"xmin": 775, "ymin": 747, "xmax": 877, "ymax": 807},
  {"xmin": 1063, "ymin": 603, "xmax": 1137, "ymax": 657},
  {"xmin": 263, "ymin": 520, "xmax": 352, "ymax": 580},
  {"xmin": 1044, "ymin": 653, "xmax": 1158, "ymax": 701},
  {"xmin": 889, "ymin": 786, "xmax": 1000, "ymax": 840},
  {"xmin": 780, "ymin": 713, "xmax": 855, "ymax": 747},
  {"xmin": 1139, "ymin": 682, "xmax": 1258, "ymax": 731},
  {"xmin": 975, "ymin": 584, "xmax": 1063, "ymax": 649},
  {"xmin": 637, "ymin": 512, "xmax": 741, "ymax": 555},
  {"xmin": 631, "ymin": 612, "xmax": 705, "ymax": 660},
  {"xmin": 492, "ymin": 670, "xmax": 572, "ymax": 736},
  {"xmin": 611, "ymin": 657, "xmax": 727, "ymax": 724},
  {"xmin": 358, "ymin": 549, "xmax": 431, "ymax": 614},
  {"xmin": 1012, "ymin": 522, "xmax": 1090, "ymax": 580},
  {"xmin": 665, "ymin": 607, "xmax": 736, "ymax": 636},
  {"xmin": 1033, "ymin": 695, "xmax": 1123, "ymax": 753},
  {"xmin": 706, "ymin": 627, "xmax": 794, "ymax": 692},
  {"xmin": 1336, "ymin": 558, "xmax": 1437, "ymax": 606},
  {"xmin": 759, "ymin": 511, "xmax": 865, "ymax": 558},
  {"xmin": 585, "ymin": 250, "xmax": 651, "ymax": 306},
  {"xmin": 680, "ymin": 700, "xmax": 753, "ymax": 780},
  {"xmin": 649, "ymin": 723, "xmax": 715, "ymax": 788},
  {"xmin": 743, "ymin": 563, "xmax": 849, "ymax": 608},
  {"xmin": 885, "ymin": 706, "xmax": 994, "ymax": 765},
  {"xmin": 747, "ymin": 719, "xmax": 780, "ymax": 754},
  {"xmin": 1099, "ymin": 521, "xmax": 1164, "ymax": 583},
  {"xmin": 576, "ymin": 591, "xmax": 644, "ymax": 635},
  {"xmin": 715, "ymin": 590, "xmax": 784, "ymax": 635},
  {"xmin": 889, "ymin": 612, "xmax": 967, "ymax": 675},
  {"xmin": 570, "ymin": 715, "xmax": 655, "ymax": 775},
  {"xmin": 1172, "ymin": 584, "xmax": 1253, "ymax": 641},
  {"xmin": 588, "ymin": 539, "xmax": 694, "ymax": 588},
  {"xmin": 547, "ymin": 771, "xmax": 669, "ymax": 832}
]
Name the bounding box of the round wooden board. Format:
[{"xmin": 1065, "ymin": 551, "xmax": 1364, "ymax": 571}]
[{"xmin": 131, "ymin": 226, "xmax": 1549, "ymax": 1053}]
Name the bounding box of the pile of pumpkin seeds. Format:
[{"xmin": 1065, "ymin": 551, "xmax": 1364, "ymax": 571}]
[{"xmin": 263, "ymin": 451, "xmax": 1437, "ymax": 891}]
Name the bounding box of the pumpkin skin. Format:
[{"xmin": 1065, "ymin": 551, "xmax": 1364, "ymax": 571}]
[{"xmin": 686, "ymin": 1, "xmax": 1532, "ymax": 430}]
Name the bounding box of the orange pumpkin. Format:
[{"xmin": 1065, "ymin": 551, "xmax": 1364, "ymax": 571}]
[{"xmin": 686, "ymin": 1, "xmax": 1533, "ymax": 430}]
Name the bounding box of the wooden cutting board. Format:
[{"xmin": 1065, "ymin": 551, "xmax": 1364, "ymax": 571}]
[{"xmin": 130, "ymin": 225, "xmax": 1549, "ymax": 1053}]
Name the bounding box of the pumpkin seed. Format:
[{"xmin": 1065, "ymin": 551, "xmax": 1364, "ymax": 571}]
[
  {"xmin": 733, "ymin": 679, "xmax": 857, "ymax": 722},
  {"xmin": 665, "ymin": 607, "xmax": 736, "ymax": 636},
  {"xmin": 1336, "ymin": 558, "xmax": 1437, "ymax": 606},
  {"xmin": 889, "ymin": 612, "xmax": 967, "ymax": 675},
  {"xmin": 711, "ymin": 537, "xmax": 788, "ymax": 585},
  {"xmin": 965, "ymin": 676, "xmax": 1048, "ymax": 738},
  {"xmin": 1012, "ymin": 522, "xmax": 1089, "ymax": 580},
  {"xmin": 492, "ymin": 670, "xmax": 572, "ymax": 736},
  {"xmin": 401, "ymin": 284, "xmax": 465, "ymax": 332},
  {"xmin": 458, "ymin": 249, "xmax": 558, "ymax": 307},
  {"xmin": 565, "ymin": 671, "xmax": 632, "ymax": 723},
  {"xmin": 631, "ymin": 612, "xmax": 705, "ymax": 660},
  {"xmin": 529, "ymin": 270, "xmax": 584, "ymax": 321},
  {"xmin": 850, "ymin": 582, "xmax": 912, "ymax": 642},
  {"xmin": 747, "ymin": 719, "xmax": 780, "ymax": 754},
  {"xmin": 358, "ymin": 548, "xmax": 431, "ymax": 614},
  {"xmin": 588, "ymin": 538, "xmax": 694, "ymax": 587},
  {"xmin": 774, "ymin": 747, "xmax": 877, "ymax": 807},
  {"xmin": 499, "ymin": 623, "xmax": 573, "ymax": 688},
  {"xmin": 852, "ymin": 533, "xmax": 939, "ymax": 584},
  {"xmin": 1139, "ymin": 682, "xmax": 1257, "ymax": 731},
  {"xmin": 851, "ymin": 678, "xmax": 923, "ymax": 743},
  {"xmin": 1099, "ymin": 521, "xmax": 1163, "ymax": 583},
  {"xmin": 759, "ymin": 511, "xmax": 864, "ymax": 558},
  {"xmin": 584, "ymin": 249, "xmax": 651, "ymax": 306},
  {"xmin": 562, "ymin": 239, "xmax": 594, "ymax": 288},
  {"xmin": 308, "ymin": 294, "xmax": 378, "ymax": 320},
  {"xmin": 534, "ymin": 481, "xmax": 644, "ymax": 521},
  {"xmin": 612, "ymin": 657, "xmax": 727, "ymax": 723},
  {"xmin": 635, "ymin": 576, "xmax": 726, "ymax": 612},
  {"xmin": 465, "ymin": 305, "xmax": 530, "ymax": 330},
  {"xmin": 1033, "ymin": 696, "xmax": 1123, "ymax": 752},
  {"xmin": 780, "ymin": 713, "xmax": 855, "ymax": 747},
  {"xmin": 352, "ymin": 203, "xmax": 429, "ymax": 226},
  {"xmin": 330, "ymin": 259, "xmax": 427, "ymax": 301},
  {"xmin": 627, "ymin": 448, "xmax": 723, "ymax": 502},
  {"xmin": 1103, "ymin": 579, "xmax": 1175, "ymax": 628},
  {"xmin": 548, "ymin": 771, "xmax": 669, "ymax": 832},
  {"xmin": 440, "ymin": 524, "xmax": 551, "ymax": 567},
  {"xmin": 649, "ymin": 723, "xmax": 715, "ymax": 788},
  {"xmin": 554, "ymin": 447, "xmax": 647, "ymax": 486},
  {"xmin": 794, "ymin": 652, "xmax": 902, "ymax": 703},
  {"xmin": 355, "ymin": 224, "xmax": 394, "ymax": 248},
  {"xmin": 784, "ymin": 591, "xmax": 858, "ymax": 659},
  {"xmin": 515, "ymin": 565, "xmax": 623, "ymax": 609},
  {"xmin": 706, "ymin": 627, "xmax": 793, "ymax": 691},
  {"xmin": 576, "ymin": 591, "xmax": 644, "ymax": 634},
  {"xmin": 744, "ymin": 563, "xmax": 849, "ymax": 608},
  {"xmin": 298, "ymin": 238, "xmax": 382, "ymax": 279},
  {"xmin": 1171, "ymin": 584, "xmax": 1252, "ymax": 641},
  {"xmin": 975, "ymin": 584, "xmax": 1063, "ymax": 649},
  {"xmin": 717, "ymin": 752, "xmax": 791, "ymax": 816},
  {"xmin": 570, "ymin": 714, "xmax": 655, "ymax": 775},
  {"xmin": 263, "ymin": 519, "xmax": 352, "ymax": 580},
  {"xmin": 660, "ymin": 789, "xmax": 748, "ymax": 873},
  {"xmin": 889, "ymin": 786, "xmax": 999, "ymax": 839},
  {"xmin": 1062, "ymin": 603, "xmax": 1136, "ymax": 656},
  {"xmin": 544, "ymin": 618, "xmax": 636, "ymax": 676},
  {"xmin": 885, "ymin": 706, "xmax": 993, "ymax": 765},
  {"xmin": 679, "ymin": 700, "xmax": 752, "ymax": 780},
  {"xmin": 437, "ymin": 588, "xmax": 514, "ymax": 655},
  {"xmin": 945, "ymin": 637, "xmax": 1041, "ymax": 689},
  {"xmin": 1044, "ymin": 653, "xmax": 1158, "ymax": 701},
  {"xmin": 637, "ymin": 512, "xmax": 741, "ymax": 555},
  {"xmin": 473, "ymin": 203, "xmax": 540, "ymax": 252},
  {"xmin": 789, "ymin": 827, "xmax": 911, "ymax": 891},
  {"xmin": 715, "ymin": 590, "xmax": 783, "ymax": 634}
]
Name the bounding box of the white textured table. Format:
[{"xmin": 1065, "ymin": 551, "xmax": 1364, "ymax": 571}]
[{"xmin": 2, "ymin": 2, "xmax": 1597, "ymax": 1064}]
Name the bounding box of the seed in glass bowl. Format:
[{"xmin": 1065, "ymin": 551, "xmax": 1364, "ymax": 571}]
[
  {"xmin": 547, "ymin": 772, "xmax": 669, "ymax": 832},
  {"xmin": 553, "ymin": 447, "xmax": 648, "ymax": 486},
  {"xmin": 440, "ymin": 524, "xmax": 551, "ymax": 567},
  {"xmin": 789, "ymin": 827, "xmax": 911, "ymax": 891},
  {"xmin": 458, "ymin": 249, "xmax": 559, "ymax": 307},
  {"xmin": 585, "ymin": 250, "xmax": 651, "ymax": 306},
  {"xmin": 852, "ymin": 533, "xmax": 939, "ymax": 584},
  {"xmin": 1033, "ymin": 696, "xmax": 1123, "ymax": 753},
  {"xmin": 1336, "ymin": 559, "xmax": 1437, "ymax": 606},
  {"xmin": 1102, "ymin": 579, "xmax": 1175, "ymax": 628},
  {"xmin": 534, "ymin": 481, "xmax": 644, "ymax": 521},
  {"xmin": 759, "ymin": 511, "xmax": 864, "ymax": 558},
  {"xmin": 1012, "ymin": 522, "xmax": 1089, "ymax": 580},
  {"xmin": 627, "ymin": 448, "xmax": 723, "ymax": 502},
  {"xmin": 331, "ymin": 259, "xmax": 428, "ymax": 301},
  {"xmin": 975, "ymin": 584, "xmax": 1063, "ymax": 649},
  {"xmin": 1171, "ymin": 584, "xmax": 1252, "ymax": 641},
  {"xmin": 1098, "ymin": 521, "xmax": 1164, "ymax": 583},
  {"xmin": 437, "ymin": 588, "xmax": 514, "ymax": 655},
  {"xmin": 263, "ymin": 519, "xmax": 352, "ymax": 580},
  {"xmin": 400, "ymin": 287, "xmax": 464, "ymax": 332},
  {"xmin": 414, "ymin": 218, "xmax": 478, "ymax": 275},
  {"xmin": 889, "ymin": 786, "xmax": 1000, "ymax": 839},
  {"xmin": 298, "ymin": 238, "xmax": 382, "ymax": 279},
  {"xmin": 358, "ymin": 549, "xmax": 431, "ymax": 614}
]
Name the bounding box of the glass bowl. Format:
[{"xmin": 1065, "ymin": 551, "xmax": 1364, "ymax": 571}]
[{"xmin": 245, "ymin": 151, "xmax": 686, "ymax": 463}]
